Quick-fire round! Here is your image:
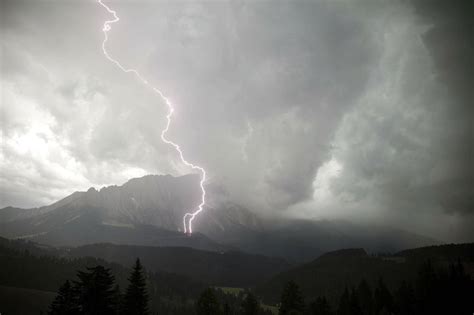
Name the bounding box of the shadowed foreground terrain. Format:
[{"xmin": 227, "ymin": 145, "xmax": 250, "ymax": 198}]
[{"xmin": 0, "ymin": 236, "xmax": 472, "ymax": 314}]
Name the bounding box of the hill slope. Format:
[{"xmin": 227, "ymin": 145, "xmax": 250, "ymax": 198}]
[
  {"xmin": 68, "ymin": 243, "xmax": 291, "ymax": 287},
  {"xmin": 0, "ymin": 237, "xmax": 206, "ymax": 314},
  {"xmin": 255, "ymin": 243, "xmax": 474, "ymax": 304}
]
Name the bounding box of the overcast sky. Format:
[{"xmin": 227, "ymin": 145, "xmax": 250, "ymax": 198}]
[{"xmin": 1, "ymin": 0, "xmax": 472, "ymax": 242}]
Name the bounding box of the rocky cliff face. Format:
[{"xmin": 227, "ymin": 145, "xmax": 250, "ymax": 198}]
[
  {"xmin": 0, "ymin": 174, "xmax": 436, "ymax": 261},
  {"xmin": 78, "ymin": 174, "xmax": 203, "ymax": 230},
  {"xmin": 0, "ymin": 174, "xmax": 263, "ymax": 249}
]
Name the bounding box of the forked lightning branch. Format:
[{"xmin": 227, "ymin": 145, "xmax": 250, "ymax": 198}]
[{"xmin": 97, "ymin": 0, "xmax": 206, "ymax": 234}]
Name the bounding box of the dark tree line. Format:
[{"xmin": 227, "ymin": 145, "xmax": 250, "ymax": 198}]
[
  {"xmin": 49, "ymin": 258, "xmax": 148, "ymax": 315},
  {"xmin": 276, "ymin": 260, "xmax": 473, "ymax": 315},
  {"xmin": 48, "ymin": 256, "xmax": 473, "ymax": 315},
  {"xmin": 192, "ymin": 259, "xmax": 473, "ymax": 315},
  {"xmin": 194, "ymin": 288, "xmax": 273, "ymax": 315}
]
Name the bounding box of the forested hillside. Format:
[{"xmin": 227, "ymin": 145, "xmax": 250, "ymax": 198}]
[{"xmin": 0, "ymin": 238, "xmax": 204, "ymax": 314}]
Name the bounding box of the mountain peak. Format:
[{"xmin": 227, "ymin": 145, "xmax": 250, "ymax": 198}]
[{"xmin": 87, "ymin": 187, "xmax": 98, "ymax": 193}]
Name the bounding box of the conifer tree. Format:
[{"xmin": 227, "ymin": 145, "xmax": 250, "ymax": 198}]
[
  {"xmin": 48, "ymin": 280, "xmax": 80, "ymax": 315},
  {"xmin": 196, "ymin": 287, "xmax": 221, "ymax": 315},
  {"xmin": 416, "ymin": 260, "xmax": 438, "ymax": 314},
  {"xmin": 357, "ymin": 279, "xmax": 374, "ymax": 315},
  {"xmin": 337, "ymin": 287, "xmax": 351, "ymax": 315},
  {"xmin": 123, "ymin": 258, "xmax": 149, "ymax": 315},
  {"xmin": 223, "ymin": 301, "xmax": 233, "ymax": 315},
  {"xmin": 75, "ymin": 265, "xmax": 116, "ymax": 315},
  {"xmin": 111, "ymin": 284, "xmax": 122, "ymax": 315},
  {"xmin": 309, "ymin": 296, "xmax": 332, "ymax": 315},
  {"xmin": 448, "ymin": 260, "xmax": 472, "ymax": 315},
  {"xmin": 374, "ymin": 278, "xmax": 393, "ymax": 315},
  {"xmin": 242, "ymin": 291, "xmax": 259, "ymax": 315},
  {"xmin": 394, "ymin": 281, "xmax": 416, "ymax": 315},
  {"xmin": 279, "ymin": 281, "xmax": 305, "ymax": 315},
  {"xmin": 350, "ymin": 288, "xmax": 363, "ymax": 315}
]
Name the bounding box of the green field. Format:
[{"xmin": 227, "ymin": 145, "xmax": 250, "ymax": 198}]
[
  {"xmin": 215, "ymin": 286, "xmax": 278, "ymax": 314},
  {"xmin": 261, "ymin": 303, "xmax": 279, "ymax": 314},
  {"xmin": 216, "ymin": 286, "xmax": 245, "ymax": 296}
]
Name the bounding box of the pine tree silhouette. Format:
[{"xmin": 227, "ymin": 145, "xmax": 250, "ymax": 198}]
[
  {"xmin": 196, "ymin": 287, "xmax": 221, "ymax": 315},
  {"xmin": 279, "ymin": 281, "xmax": 305, "ymax": 315},
  {"xmin": 111, "ymin": 284, "xmax": 122, "ymax": 315},
  {"xmin": 309, "ymin": 296, "xmax": 332, "ymax": 315},
  {"xmin": 350, "ymin": 288, "xmax": 363, "ymax": 315},
  {"xmin": 337, "ymin": 287, "xmax": 351, "ymax": 315},
  {"xmin": 374, "ymin": 278, "xmax": 393, "ymax": 315},
  {"xmin": 242, "ymin": 291, "xmax": 259, "ymax": 315},
  {"xmin": 75, "ymin": 265, "xmax": 117, "ymax": 315},
  {"xmin": 394, "ymin": 281, "xmax": 416, "ymax": 315},
  {"xmin": 48, "ymin": 280, "xmax": 80, "ymax": 315},
  {"xmin": 357, "ymin": 279, "xmax": 374, "ymax": 315},
  {"xmin": 446, "ymin": 260, "xmax": 473, "ymax": 315},
  {"xmin": 223, "ymin": 301, "xmax": 233, "ymax": 315},
  {"xmin": 416, "ymin": 260, "xmax": 438, "ymax": 315},
  {"xmin": 123, "ymin": 258, "xmax": 149, "ymax": 315}
]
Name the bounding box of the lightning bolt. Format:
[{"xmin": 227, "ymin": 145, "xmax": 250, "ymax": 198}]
[{"xmin": 97, "ymin": 0, "xmax": 206, "ymax": 234}]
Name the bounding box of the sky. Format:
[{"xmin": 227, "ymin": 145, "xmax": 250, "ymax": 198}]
[{"xmin": 1, "ymin": 0, "xmax": 472, "ymax": 242}]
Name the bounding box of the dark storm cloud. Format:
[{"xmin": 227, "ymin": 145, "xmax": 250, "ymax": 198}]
[
  {"xmin": 296, "ymin": 0, "xmax": 473, "ymax": 241},
  {"xmin": 126, "ymin": 1, "xmax": 380, "ymax": 210},
  {"xmin": 326, "ymin": 0, "xmax": 473, "ymax": 217},
  {"xmin": 411, "ymin": 0, "xmax": 474, "ymax": 215},
  {"xmin": 1, "ymin": 0, "xmax": 472, "ymax": 241}
]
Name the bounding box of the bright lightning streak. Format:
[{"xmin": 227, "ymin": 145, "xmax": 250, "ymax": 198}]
[{"xmin": 97, "ymin": 0, "xmax": 206, "ymax": 234}]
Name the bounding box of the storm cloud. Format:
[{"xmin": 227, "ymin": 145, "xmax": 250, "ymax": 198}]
[{"xmin": 1, "ymin": 0, "xmax": 472, "ymax": 242}]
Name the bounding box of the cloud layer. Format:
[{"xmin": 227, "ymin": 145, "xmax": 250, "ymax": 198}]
[{"xmin": 1, "ymin": 0, "xmax": 472, "ymax": 242}]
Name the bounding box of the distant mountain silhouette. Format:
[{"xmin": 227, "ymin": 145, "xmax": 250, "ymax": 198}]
[
  {"xmin": 0, "ymin": 174, "xmax": 256, "ymax": 251},
  {"xmin": 255, "ymin": 243, "xmax": 474, "ymax": 304},
  {"xmin": 0, "ymin": 174, "xmax": 437, "ymax": 260},
  {"xmin": 211, "ymin": 218, "xmax": 439, "ymax": 262},
  {"xmin": 1, "ymin": 174, "xmax": 203, "ymax": 231}
]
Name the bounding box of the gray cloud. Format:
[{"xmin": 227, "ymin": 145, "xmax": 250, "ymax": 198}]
[
  {"xmin": 1, "ymin": 0, "xmax": 472, "ymax": 242},
  {"xmin": 292, "ymin": 0, "xmax": 473, "ymax": 242}
]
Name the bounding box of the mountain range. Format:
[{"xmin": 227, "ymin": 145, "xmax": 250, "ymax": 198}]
[{"xmin": 0, "ymin": 174, "xmax": 438, "ymax": 261}]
